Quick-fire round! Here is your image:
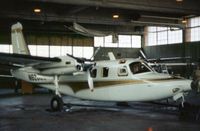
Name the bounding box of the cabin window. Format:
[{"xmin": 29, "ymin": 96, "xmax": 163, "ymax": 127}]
[
  {"xmin": 118, "ymin": 67, "xmax": 128, "ymax": 76},
  {"xmin": 90, "ymin": 69, "xmax": 97, "ymax": 78},
  {"xmin": 65, "ymin": 61, "xmax": 71, "ymax": 65},
  {"xmin": 129, "ymin": 62, "xmax": 150, "ymax": 74},
  {"xmin": 102, "ymin": 67, "xmax": 109, "ymax": 77}
]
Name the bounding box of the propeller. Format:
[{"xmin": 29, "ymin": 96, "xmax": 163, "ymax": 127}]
[
  {"xmin": 67, "ymin": 53, "xmax": 97, "ymax": 91},
  {"xmin": 87, "ymin": 69, "xmax": 94, "ymax": 91},
  {"xmin": 67, "ymin": 47, "xmax": 101, "ymax": 91},
  {"xmin": 67, "ymin": 54, "xmax": 93, "ymax": 64},
  {"xmin": 139, "ymin": 48, "xmax": 148, "ymax": 62}
]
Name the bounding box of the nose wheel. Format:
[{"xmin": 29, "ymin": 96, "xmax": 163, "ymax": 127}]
[{"xmin": 50, "ymin": 95, "xmax": 64, "ymax": 111}]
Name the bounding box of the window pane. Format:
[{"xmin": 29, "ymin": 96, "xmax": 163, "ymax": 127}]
[
  {"xmin": 73, "ymin": 46, "xmax": 94, "ymax": 59},
  {"xmin": 191, "ymin": 27, "xmax": 200, "ymax": 42},
  {"xmin": 190, "ymin": 16, "xmax": 200, "ymax": 42},
  {"xmin": 61, "ymin": 46, "xmax": 72, "ymax": 56},
  {"xmin": 148, "ymin": 27, "xmax": 157, "ymax": 32},
  {"xmin": 191, "ymin": 17, "xmax": 200, "ymax": 27},
  {"xmin": 83, "ymin": 47, "xmax": 93, "ymax": 59},
  {"xmin": 168, "ymin": 29, "xmax": 182, "ymax": 44},
  {"xmin": 146, "ymin": 26, "xmax": 182, "ymax": 45},
  {"xmin": 157, "ymin": 27, "xmax": 167, "ymax": 31},
  {"xmin": 132, "ymin": 35, "xmax": 141, "ymax": 48},
  {"xmin": 104, "ymin": 35, "xmax": 118, "ymax": 47},
  {"xmin": 9, "ymin": 45, "xmax": 13, "ymax": 53},
  {"xmin": 50, "ymin": 46, "xmax": 61, "ymax": 57},
  {"xmin": 104, "ymin": 35, "xmax": 112, "ymax": 43},
  {"xmin": 28, "ymin": 45, "xmax": 37, "ymax": 56},
  {"xmin": 0, "ymin": 44, "xmax": 10, "ymax": 53},
  {"xmin": 73, "ymin": 46, "xmax": 83, "ymax": 57},
  {"xmin": 157, "ymin": 31, "xmax": 167, "ymax": 45},
  {"xmin": 118, "ymin": 35, "xmax": 131, "ymax": 48},
  {"xmin": 94, "ymin": 37, "xmax": 104, "ymax": 47},
  {"xmin": 147, "ymin": 33, "xmax": 157, "ymax": 46},
  {"xmin": 37, "ymin": 45, "xmax": 49, "ymax": 57},
  {"xmin": 102, "ymin": 67, "xmax": 109, "ymax": 77}
]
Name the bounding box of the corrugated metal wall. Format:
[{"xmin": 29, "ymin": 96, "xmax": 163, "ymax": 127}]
[
  {"xmin": 94, "ymin": 47, "xmax": 140, "ymax": 60},
  {"xmin": 144, "ymin": 42, "xmax": 200, "ymax": 62},
  {"xmin": 0, "ymin": 32, "xmax": 94, "ymax": 46}
]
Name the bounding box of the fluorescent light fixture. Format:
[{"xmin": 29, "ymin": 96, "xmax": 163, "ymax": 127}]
[
  {"xmin": 34, "ymin": 8, "xmax": 41, "ymax": 13},
  {"xmin": 113, "ymin": 14, "xmax": 119, "ymax": 19},
  {"xmin": 182, "ymin": 18, "xmax": 187, "ymax": 24},
  {"xmin": 182, "ymin": 20, "xmax": 187, "ymax": 24},
  {"xmin": 176, "ymin": 0, "xmax": 183, "ymax": 2}
]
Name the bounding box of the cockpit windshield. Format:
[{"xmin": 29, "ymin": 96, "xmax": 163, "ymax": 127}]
[{"xmin": 129, "ymin": 62, "xmax": 151, "ymax": 74}]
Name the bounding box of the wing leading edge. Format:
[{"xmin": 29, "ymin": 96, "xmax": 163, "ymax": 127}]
[{"xmin": 0, "ymin": 52, "xmax": 61, "ymax": 68}]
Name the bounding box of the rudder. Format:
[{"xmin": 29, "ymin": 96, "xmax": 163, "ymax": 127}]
[{"xmin": 11, "ymin": 22, "xmax": 30, "ymax": 55}]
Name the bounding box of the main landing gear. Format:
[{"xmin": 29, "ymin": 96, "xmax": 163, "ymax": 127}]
[
  {"xmin": 50, "ymin": 95, "xmax": 63, "ymax": 111},
  {"xmin": 50, "ymin": 75, "xmax": 64, "ymax": 112},
  {"xmin": 179, "ymin": 102, "xmax": 200, "ymax": 121}
]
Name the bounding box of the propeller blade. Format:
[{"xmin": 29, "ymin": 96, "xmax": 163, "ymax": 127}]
[
  {"xmin": 67, "ymin": 54, "xmax": 93, "ymax": 64},
  {"xmin": 139, "ymin": 49, "xmax": 147, "ymax": 61},
  {"xmin": 87, "ymin": 70, "xmax": 94, "ymax": 92}
]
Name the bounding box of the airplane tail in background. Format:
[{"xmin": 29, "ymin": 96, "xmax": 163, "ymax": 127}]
[{"xmin": 11, "ymin": 22, "xmax": 30, "ymax": 55}]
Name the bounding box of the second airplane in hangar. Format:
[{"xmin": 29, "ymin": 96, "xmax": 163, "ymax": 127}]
[{"xmin": 0, "ymin": 22, "xmax": 195, "ymax": 111}]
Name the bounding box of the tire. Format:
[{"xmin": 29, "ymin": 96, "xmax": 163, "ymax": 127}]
[
  {"xmin": 179, "ymin": 102, "xmax": 191, "ymax": 120},
  {"xmin": 50, "ymin": 95, "xmax": 64, "ymax": 111}
]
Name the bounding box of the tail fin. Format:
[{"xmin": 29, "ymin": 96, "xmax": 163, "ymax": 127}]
[{"xmin": 11, "ymin": 22, "xmax": 30, "ymax": 55}]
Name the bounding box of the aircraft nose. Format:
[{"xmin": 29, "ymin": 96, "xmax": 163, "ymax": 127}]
[
  {"xmin": 175, "ymin": 80, "xmax": 192, "ymax": 92},
  {"xmin": 191, "ymin": 79, "xmax": 200, "ymax": 93}
]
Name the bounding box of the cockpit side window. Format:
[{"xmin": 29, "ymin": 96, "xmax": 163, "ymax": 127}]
[{"xmin": 129, "ymin": 62, "xmax": 150, "ymax": 74}]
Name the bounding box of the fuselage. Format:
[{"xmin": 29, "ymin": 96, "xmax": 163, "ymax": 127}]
[{"xmin": 11, "ymin": 57, "xmax": 192, "ymax": 102}]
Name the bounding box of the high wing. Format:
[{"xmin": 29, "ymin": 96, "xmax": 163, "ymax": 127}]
[{"xmin": 0, "ymin": 52, "xmax": 61, "ymax": 68}]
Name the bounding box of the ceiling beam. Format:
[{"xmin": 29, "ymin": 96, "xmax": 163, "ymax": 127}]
[
  {"xmin": 0, "ymin": 11, "xmax": 184, "ymax": 28},
  {"xmin": 29, "ymin": 0, "xmax": 200, "ymax": 15}
]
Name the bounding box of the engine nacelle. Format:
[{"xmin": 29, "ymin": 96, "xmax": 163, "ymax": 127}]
[
  {"xmin": 41, "ymin": 66, "xmax": 79, "ymax": 75},
  {"xmin": 76, "ymin": 64, "xmax": 83, "ymax": 72},
  {"xmin": 11, "ymin": 67, "xmax": 54, "ymax": 83}
]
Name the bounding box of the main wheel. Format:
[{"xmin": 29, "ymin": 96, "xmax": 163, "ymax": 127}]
[
  {"xmin": 179, "ymin": 102, "xmax": 192, "ymax": 120},
  {"xmin": 50, "ymin": 95, "xmax": 64, "ymax": 111}
]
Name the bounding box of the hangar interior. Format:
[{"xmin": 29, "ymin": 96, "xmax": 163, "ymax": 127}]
[
  {"xmin": 0, "ymin": 0, "xmax": 200, "ymax": 130},
  {"xmin": 0, "ymin": 0, "xmax": 199, "ymax": 83}
]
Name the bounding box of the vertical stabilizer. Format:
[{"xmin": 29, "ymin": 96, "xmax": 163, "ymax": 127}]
[{"xmin": 11, "ymin": 22, "xmax": 30, "ymax": 55}]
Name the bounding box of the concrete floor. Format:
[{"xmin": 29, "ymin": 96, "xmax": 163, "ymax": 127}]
[{"xmin": 0, "ymin": 89, "xmax": 200, "ymax": 131}]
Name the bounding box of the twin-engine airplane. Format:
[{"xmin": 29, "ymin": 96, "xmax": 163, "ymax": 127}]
[{"xmin": 0, "ymin": 22, "xmax": 195, "ymax": 111}]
